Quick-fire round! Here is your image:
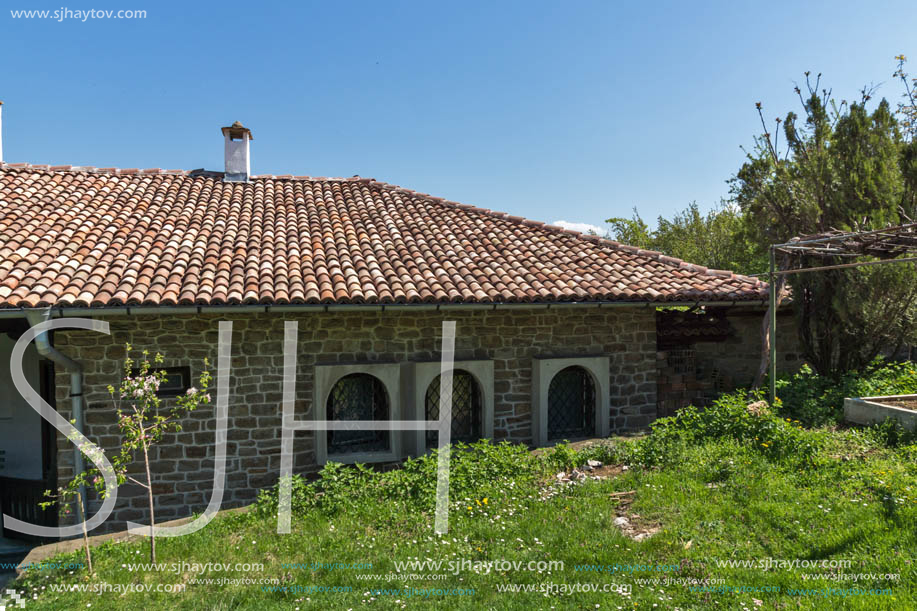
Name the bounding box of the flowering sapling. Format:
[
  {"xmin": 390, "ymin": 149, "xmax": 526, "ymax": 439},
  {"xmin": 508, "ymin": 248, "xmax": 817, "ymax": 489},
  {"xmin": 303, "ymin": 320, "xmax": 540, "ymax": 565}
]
[
  {"xmin": 43, "ymin": 345, "xmax": 211, "ymax": 568},
  {"xmin": 106, "ymin": 346, "xmax": 212, "ymax": 564}
]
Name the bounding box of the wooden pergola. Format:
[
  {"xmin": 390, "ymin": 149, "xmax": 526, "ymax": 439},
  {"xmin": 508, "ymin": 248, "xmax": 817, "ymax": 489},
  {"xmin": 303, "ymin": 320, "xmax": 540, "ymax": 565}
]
[{"xmin": 765, "ymin": 222, "xmax": 917, "ymax": 403}]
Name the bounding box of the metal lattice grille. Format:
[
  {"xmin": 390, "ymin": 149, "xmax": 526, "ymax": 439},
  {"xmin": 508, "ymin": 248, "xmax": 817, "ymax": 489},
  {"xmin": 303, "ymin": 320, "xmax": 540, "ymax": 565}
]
[
  {"xmin": 547, "ymin": 366, "xmax": 595, "ymax": 440},
  {"xmin": 326, "ymin": 373, "xmax": 390, "ymax": 454},
  {"xmin": 425, "ymin": 370, "xmax": 482, "ymax": 448},
  {"xmin": 667, "ymin": 348, "xmax": 697, "ymax": 375}
]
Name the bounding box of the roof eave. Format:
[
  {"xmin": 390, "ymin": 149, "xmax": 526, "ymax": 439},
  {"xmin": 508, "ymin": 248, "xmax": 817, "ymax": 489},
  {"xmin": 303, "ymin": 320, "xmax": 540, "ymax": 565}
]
[{"xmin": 0, "ymin": 299, "xmax": 771, "ymax": 319}]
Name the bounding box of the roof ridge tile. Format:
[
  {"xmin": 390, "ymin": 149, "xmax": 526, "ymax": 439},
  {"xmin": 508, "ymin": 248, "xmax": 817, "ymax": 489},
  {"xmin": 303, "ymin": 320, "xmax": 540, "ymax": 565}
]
[{"xmin": 0, "ymin": 163, "xmax": 366, "ymax": 182}]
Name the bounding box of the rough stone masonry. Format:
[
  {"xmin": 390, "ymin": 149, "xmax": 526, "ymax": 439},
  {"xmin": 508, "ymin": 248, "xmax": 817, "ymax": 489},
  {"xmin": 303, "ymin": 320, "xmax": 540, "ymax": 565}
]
[{"xmin": 52, "ymin": 307, "xmax": 658, "ymax": 532}]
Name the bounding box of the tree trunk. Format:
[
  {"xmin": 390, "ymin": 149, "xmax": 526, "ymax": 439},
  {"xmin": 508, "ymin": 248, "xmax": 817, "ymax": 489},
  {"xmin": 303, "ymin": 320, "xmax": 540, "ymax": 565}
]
[
  {"xmin": 77, "ymin": 490, "xmax": 93, "ymax": 574},
  {"xmin": 753, "ymin": 267, "xmax": 789, "ymax": 389},
  {"xmin": 141, "ymin": 434, "xmax": 156, "ymax": 565}
]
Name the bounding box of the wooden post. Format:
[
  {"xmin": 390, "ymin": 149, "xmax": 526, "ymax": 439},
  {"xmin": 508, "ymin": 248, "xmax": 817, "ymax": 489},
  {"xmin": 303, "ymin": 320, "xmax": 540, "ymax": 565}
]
[{"xmin": 768, "ymin": 246, "xmax": 777, "ymax": 405}]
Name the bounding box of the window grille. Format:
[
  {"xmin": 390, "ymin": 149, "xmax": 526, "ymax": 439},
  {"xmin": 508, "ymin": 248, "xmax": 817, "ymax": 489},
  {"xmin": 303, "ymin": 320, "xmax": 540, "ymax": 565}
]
[
  {"xmin": 326, "ymin": 374, "xmax": 390, "ymax": 454},
  {"xmin": 425, "ymin": 370, "xmax": 482, "ymax": 448},
  {"xmin": 547, "ymin": 366, "xmax": 595, "ymax": 440}
]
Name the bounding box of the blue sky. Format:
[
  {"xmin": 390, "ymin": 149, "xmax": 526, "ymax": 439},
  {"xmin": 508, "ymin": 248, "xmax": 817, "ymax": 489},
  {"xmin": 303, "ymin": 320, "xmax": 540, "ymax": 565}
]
[{"xmin": 1, "ymin": 0, "xmax": 915, "ymax": 234}]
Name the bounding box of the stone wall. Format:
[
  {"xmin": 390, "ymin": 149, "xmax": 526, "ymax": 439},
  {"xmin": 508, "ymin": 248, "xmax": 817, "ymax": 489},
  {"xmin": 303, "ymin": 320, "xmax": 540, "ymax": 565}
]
[
  {"xmin": 692, "ymin": 309, "xmax": 804, "ymax": 386},
  {"xmin": 656, "ymin": 309, "xmax": 805, "ymax": 416},
  {"xmin": 52, "ymin": 306, "xmax": 657, "ymax": 533}
]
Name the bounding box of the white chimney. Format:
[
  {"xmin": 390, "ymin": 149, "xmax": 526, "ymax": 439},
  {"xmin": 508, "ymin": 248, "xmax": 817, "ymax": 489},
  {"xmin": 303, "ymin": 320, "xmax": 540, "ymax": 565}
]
[
  {"xmin": 0, "ymin": 101, "xmax": 4, "ymax": 163},
  {"xmin": 221, "ymin": 121, "xmax": 252, "ymax": 182}
]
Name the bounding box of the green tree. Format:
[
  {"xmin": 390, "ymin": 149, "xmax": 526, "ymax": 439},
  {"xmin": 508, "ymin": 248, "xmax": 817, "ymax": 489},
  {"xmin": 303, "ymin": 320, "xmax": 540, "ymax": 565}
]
[
  {"xmin": 606, "ymin": 201, "xmax": 765, "ymax": 275},
  {"xmin": 731, "ymin": 70, "xmax": 917, "ymax": 376},
  {"xmin": 605, "ymin": 209, "xmax": 653, "ymax": 250}
]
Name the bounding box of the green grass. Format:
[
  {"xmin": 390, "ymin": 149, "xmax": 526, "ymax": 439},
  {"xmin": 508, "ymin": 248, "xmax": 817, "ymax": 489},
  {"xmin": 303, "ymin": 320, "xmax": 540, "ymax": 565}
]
[{"xmin": 11, "ymin": 377, "xmax": 917, "ymax": 610}]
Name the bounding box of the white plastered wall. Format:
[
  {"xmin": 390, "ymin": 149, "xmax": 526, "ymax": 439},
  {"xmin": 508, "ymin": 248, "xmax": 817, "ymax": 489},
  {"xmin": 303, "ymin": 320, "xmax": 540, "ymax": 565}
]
[{"xmin": 0, "ymin": 334, "xmax": 43, "ymax": 480}]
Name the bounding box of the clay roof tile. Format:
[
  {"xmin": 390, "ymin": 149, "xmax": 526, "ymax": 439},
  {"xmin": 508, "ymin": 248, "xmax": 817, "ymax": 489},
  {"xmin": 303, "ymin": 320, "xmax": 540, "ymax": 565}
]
[{"xmin": 0, "ymin": 166, "xmax": 767, "ymax": 308}]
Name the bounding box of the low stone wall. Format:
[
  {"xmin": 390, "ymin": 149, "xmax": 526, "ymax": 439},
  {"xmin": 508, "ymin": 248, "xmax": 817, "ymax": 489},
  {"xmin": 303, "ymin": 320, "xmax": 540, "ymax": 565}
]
[
  {"xmin": 844, "ymin": 395, "xmax": 917, "ymax": 429},
  {"xmin": 52, "ymin": 306, "xmax": 657, "ymax": 532}
]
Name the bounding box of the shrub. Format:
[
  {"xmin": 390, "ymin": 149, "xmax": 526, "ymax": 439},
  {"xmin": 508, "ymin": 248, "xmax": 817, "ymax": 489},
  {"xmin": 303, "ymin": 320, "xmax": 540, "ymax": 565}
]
[
  {"xmin": 628, "ymin": 391, "xmax": 822, "ymax": 468},
  {"xmin": 775, "ymin": 358, "xmax": 917, "ymax": 426},
  {"xmin": 540, "ymin": 442, "xmax": 581, "ymax": 472},
  {"xmin": 868, "ymin": 417, "xmax": 917, "ymax": 448},
  {"xmin": 256, "ymin": 440, "xmax": 537, "ymax": 518}
]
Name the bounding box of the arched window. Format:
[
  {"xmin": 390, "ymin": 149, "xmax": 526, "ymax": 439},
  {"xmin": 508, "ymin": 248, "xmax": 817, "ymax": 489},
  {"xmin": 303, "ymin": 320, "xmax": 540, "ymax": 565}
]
[
  {"xmin": 326, "ymin": 373, "xmax": 390, "ymax": 455},
  {"xmin": 425, "ymin": 369, "xmax": 482, "ymax": 448},
  {"xmin": 547, "ymin": 366, "xmax": 596, "ymax": 440}
]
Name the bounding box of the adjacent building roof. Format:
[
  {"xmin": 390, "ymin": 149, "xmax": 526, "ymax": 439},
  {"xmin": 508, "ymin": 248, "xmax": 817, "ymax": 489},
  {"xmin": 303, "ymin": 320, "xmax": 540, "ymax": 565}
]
[{"xmin": 0, "ymin": 164, "xmax": 767, "ymax": 308}]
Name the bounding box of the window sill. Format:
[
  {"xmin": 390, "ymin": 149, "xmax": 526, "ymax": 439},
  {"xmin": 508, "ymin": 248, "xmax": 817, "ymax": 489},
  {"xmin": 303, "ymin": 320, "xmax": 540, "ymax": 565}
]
[{"xmin": 321, "ymin": 448, "xmax": 401, "ymax": 465}]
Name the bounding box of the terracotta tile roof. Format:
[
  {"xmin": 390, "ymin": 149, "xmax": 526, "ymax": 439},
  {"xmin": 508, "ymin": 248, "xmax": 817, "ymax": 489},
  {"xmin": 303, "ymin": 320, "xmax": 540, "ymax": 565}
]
[{"xmin": 0, "ymin": 164, "xmax": 767, "ymax": 308}]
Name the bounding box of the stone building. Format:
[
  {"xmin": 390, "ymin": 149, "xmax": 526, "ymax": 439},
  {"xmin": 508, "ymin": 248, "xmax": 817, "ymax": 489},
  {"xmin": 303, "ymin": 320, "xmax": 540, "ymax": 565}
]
[{"xmin": 0, "ymin": 124, "xmax": 790, "ymax": 537}]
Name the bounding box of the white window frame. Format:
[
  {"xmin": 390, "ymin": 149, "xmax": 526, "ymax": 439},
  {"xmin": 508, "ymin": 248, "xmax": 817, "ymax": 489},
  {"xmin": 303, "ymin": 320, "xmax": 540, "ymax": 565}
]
[
  {"xmin": 406, "ymin": 360, "xmax": 494, "ymax": 456},
  {"xmin": 314, "ymin": 363, "xmax": 402, "ymax": 465},
  {"xmin": 531, "ymin": 356, "xmax": 610, "ymax": 447}
]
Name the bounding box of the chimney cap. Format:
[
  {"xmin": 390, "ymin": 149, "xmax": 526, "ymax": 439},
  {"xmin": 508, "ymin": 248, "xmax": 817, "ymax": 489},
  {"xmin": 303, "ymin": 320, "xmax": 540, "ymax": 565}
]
[{"xmin": 221, "ymin": 121, "xmax": 253, "ymax": 141}]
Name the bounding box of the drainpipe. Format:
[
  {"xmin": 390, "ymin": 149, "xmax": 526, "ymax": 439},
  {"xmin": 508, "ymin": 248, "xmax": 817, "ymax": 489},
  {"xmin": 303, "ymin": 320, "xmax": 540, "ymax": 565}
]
[{"xmin": 24, "ymin": 308, "xmax": 87, "ymax": 514}]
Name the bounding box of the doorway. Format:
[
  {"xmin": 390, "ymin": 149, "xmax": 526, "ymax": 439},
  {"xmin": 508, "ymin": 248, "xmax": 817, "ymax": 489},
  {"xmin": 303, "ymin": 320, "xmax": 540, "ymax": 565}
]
[{"xmin": 0, "ymin": 324, "xmax": 58, "ymax": 540}]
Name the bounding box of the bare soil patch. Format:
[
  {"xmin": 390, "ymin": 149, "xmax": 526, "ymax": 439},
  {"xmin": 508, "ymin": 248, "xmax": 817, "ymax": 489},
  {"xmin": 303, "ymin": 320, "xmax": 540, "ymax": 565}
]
[
  {"xmin": 610, "ymin": 492, "xmax": 660, "ymax": 541},
  {"xmin": 883, "ymin": 398, "xmax": 917, "ymax": 411}
]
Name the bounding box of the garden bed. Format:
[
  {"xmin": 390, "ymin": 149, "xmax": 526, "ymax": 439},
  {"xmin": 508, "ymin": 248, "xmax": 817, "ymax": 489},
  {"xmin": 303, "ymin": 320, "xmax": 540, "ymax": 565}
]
[
  {"xmin": 885, "ymin": 397, "xmax": 917, "ymax": 410},
  {"xmin": 844, "ymin": 394, "xmax": 917, "ymax": 429}
]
